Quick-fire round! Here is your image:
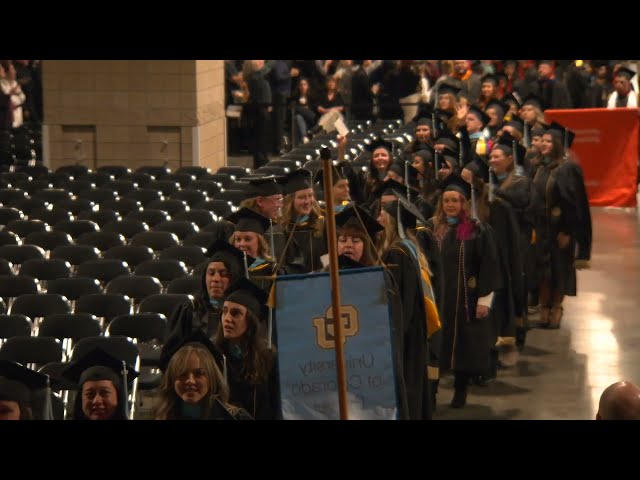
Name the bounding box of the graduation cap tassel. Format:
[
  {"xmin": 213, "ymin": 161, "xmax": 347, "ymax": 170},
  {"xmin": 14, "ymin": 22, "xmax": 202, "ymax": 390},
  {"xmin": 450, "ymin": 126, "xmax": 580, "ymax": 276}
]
[
  {"xmin": 513, "ymin": 139, "xmax": 524, "ymax": 177},
  {"xmin": 524, "ymin": 122, "xmax": 531, "ymax": 149},
  {"xmin": 397, "ymin": 200, "xmax": 406, "ymax": 240},
  {"xmin": 471, "ymin": 184, "xmax": 478, "ymax": 220},
  {"xmin": 243, "ymin": 252, "xmax": 249, "ymax": 279},
  {"xmin": 431, "ymin": 111, "xmax": 438, "ymax": 140},
  {"xmin": 44, "ymin": 374, "xmax": 53, "ymax": 421},
  {"xmin": 404, "ymin": 161, "xmax": 411, "ymax": 203},
  {"xmin": 267, "ymin": 308, "xmax": 273, "ymax": 350},
  {"xmin": 121, "ymin": 360, "xmax": 130, "ymax": 420}
]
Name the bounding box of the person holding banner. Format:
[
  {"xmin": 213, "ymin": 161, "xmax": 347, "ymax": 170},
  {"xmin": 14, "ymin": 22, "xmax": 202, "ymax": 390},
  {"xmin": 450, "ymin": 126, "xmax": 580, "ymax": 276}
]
[
  {"xmin": 532, "ymin": 122, "xmax": 592, "ymax": 329},
  {"xmin": 377, "ymin": 193, "xmax": 437, "ymax": 420},
  {"xmin": 154, "ymin": 331, "xmax": 253, "ymax": 420},
  {"xmin": 273, "ymin": 169, "xmax": 327, "ymax": 274},
  {"xmin": 160, "ymin": 241, "xmax": 249, "ymax": 372},
  {"xmin": 422, "ymin": 174, "xmax": 500, "ymax": 408},
  {"xmin": 215, "ymin": 278, "xmax": 280, "ymax": 420},
  {"xmin": 334, "ymin": 203, "xmax": 383, "ymax": 268}
]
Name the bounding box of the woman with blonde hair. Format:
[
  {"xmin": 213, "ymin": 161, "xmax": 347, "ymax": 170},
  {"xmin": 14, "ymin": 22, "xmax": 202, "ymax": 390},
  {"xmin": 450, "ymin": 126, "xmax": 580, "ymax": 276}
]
[
  {"xmin": 420, "ymin": 174, "xmax": 500, "ymax": 408},
  {"xmin": 273, "ymin": 169, "xmax": 327, "ymax": 273},
  {"xmin": 154, "ymin": 333, "xmax": 252, "ymax": 420}
]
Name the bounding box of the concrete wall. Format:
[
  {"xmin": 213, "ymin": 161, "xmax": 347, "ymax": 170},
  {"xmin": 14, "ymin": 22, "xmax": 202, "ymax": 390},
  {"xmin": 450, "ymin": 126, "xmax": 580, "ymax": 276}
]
[{"xmin": 42, "ymin": 60, "xmax": 225, "ymax": 172}]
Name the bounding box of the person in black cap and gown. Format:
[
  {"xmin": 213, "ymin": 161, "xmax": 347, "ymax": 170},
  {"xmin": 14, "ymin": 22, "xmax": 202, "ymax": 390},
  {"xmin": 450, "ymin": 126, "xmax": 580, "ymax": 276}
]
[
  {"xmin": 154, "ymin": 330, "xmax": 252, "ymax": 420},
  {"xmin": 62, "ymin": 347, "xmax": 139, "ymax": 420},
  {"xmin": 0, "ymin": 360, "xmax": 63, "ymax": 420},
  {"xmin": 420, "ymin": 174, "xmax": 500, "ymax": 408},
  {"xmin": 214, "ymin": 278, "xmax": 280, "ymax": 420},
  {"xmin": 272, "ymin": 168, "xmax": 327, "ymax": 274},
  {"xmin": 239, "ymin": 176, "xmax": 284, "ymax": 223},
  {"xmin": 160, "ymin": 240, "xmax": 248, "ymax": 371},
  {"xmin": 376, "ymin": 192, "xmax": 437, "ymax": 419},
  {"xmin": 533, "ymin": 122, "xmax": 591, "ymax": 329}
]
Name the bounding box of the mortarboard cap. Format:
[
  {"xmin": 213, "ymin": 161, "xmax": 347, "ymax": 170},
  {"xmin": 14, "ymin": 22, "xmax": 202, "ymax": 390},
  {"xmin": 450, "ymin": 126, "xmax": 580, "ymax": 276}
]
[
  {"xmin": 464, "ymin": 155, "xmax": 490, "ymax": 183},
  {"xmin": 223, "ymin": 277, "xmax": 268, "ymax": 319},
  {"xmin": 530, "ymin": 122, "xmax": 549, "ymax": 137},
  {"xmin": 442, "ymin": 172, "xmax": 472, "ymax": 200},
  {"xmin": 502, "ymin": 92, "xmax": 522, "ymax": 109},
  {"xmin": 314, "ymin": 161, "xmax": 348, "ymax": 188},
  {"xmin": 435, "ymin": 129, "xmax": 459, "ymax": 152},
  {"xmin": 522, "ymin": 93, "xmax": 544, "ymax": 110},
  {"xmin": 382, "ymin": 194, "xmax": 427, "ymax": 230},
  {"xmin": 62, "ymin": 347, "xmax": 139, "ymax": 388},
  {"xmin": 0, "ymin": 377, "xmax": 31, "ymax": 404},
  {"xmin": 206, "ymin": 239, "xmax": 254, "ymax": 280},
  {"xmin": 415, "ymin": 117, "xmax": 433, "ymax": 128},
  {"xmin": 481, "ymin": 74, "xmax": 499, "ymax": 86},
  {"xmin": 161, "ymin": 329, "xmax": 226, "ymax": 374},
  {"xmin": 225, "ymin": 207, "xmax": 271, "ymax": 236},
  {"xmin": 246, "ymin": 176, "xmax": 283, "ymax": 198},
  {"xmin": 615, "ymin": 66, "xmax": 636, "ymax": 80},
  {"xmin": 441, "ymin": 147, "xmax": 460, "ymax": 170},
  {"xmin": 281, "ymin": 169, "xmax": 312, "ymax": 196},
  {"xmin": 493, "ymin": 132, "xmax": 527, "ymax": 163},
  {"xmin": 485, "ymin": 99, "xmax": 509, "ymax": 121},
  {"xmin": 467, "ymin": 105, "xmax": 491, "ymax": 128},
  {"xmin": 365, "ymin": 138, "xmax": 393, "ymax": 154},
  {"xmin": 335, "ymin": 202, "xmax": 383, "ymax": 240},
  {"xmin": 414, "ymin": 146, "xmax": 435, "ymax": 163},
  {"xmin": 546, "ymin": 121, "xmax": 576, "ymax": 149},
  {"xmin": 436, "ymin": 82, "xmax": 462, "ymax": 97}
]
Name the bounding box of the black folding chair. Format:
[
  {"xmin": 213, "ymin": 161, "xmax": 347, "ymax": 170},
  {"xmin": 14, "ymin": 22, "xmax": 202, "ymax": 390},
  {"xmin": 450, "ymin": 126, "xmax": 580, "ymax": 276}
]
[
  {"xmin": 170, "ymin": 190, "xmax": 207, "ymax": 208},
  {"xmin": 6, "ymin": 219, "xmax": 48, "ymax": 238},
  {"xmin": 23, "ymin": 231, "xmax": 73, "ymax": 251},
  {"xmin": 146, "ymin": 199, "xmax": 189, "ymax": 216},
  {"xmin": 77, "ymin": 209, "xmax": 122, "ymax": 228},
  {"xmin": 0, "ymin": 245, "xmax": 45, "ymax": 266},
  {"xmin": 138, "ymin": 293, "xmax": 192, "ymax": 322},
  {"xmin": 182, "ymin": 231, "xmax": 218, "ymax": 249},
  {"xmin": 134, "ymin": 260, "xmax": 188, "ymax": 285},
  {"xmin": 0, "ymin": 207, "xmax": 24, "ymax": 225},
  {"xmin": 19, "ymin": 258, "xmax": 72, "ymax": 282},
  {"xmin": 75, "ymin": 294, "xmax": 133, "ymax": 325},
  {"xmin": 152, "ymin": 220, "xmax": 199, "ymax": 240},
  {"xmin": 130, "ymin": 231, "xmax": 180, "ymax": 251},
  {"xmin": 106, "ymin": 275, "xmax": 162, "ymax": 306},
  {"xmin": 102, "ymin": 219, "xmax": 149, "ymax": 239},
  {"xmin": 166, "ymin": 276, "xmax": 200, "ymax": 295},
  {"xmin": 50, "ymin": 245, "xmax": 101, "ymax": 267},
  {"xmin": 173, "ymin": 209, "xmax": 216, "ymax": 228},
  {"xmin": 76, "ymin": 259, "xmax": 130, "ymax": 285},
  {"xmin": 53, "ymin": 219, "xmax": 100, "ymax": 239},
  {"xmin": 0, "ymin": 314, "xmax": 32, "ymax": 339},
  {"xmin": 0, "ymin": 336, "xmax": 63, "ymax": 367},
  {"xmin": 75, "ymin": 231, "xmax": 126, "ymax": 251},
  {"xmin": 158, "ymin": 245, "xmax": 207, "ymax": 268},
  {"xmin": 103, "ymin": 245, "xmax": 154, "ymax": 269},
  {"xmin": 126, "ymin": 209, "xmax": 170, "ymax": 227},
  {"xmin": 46, "ymin": 277, "xmax": 103, "ymax": 302}
]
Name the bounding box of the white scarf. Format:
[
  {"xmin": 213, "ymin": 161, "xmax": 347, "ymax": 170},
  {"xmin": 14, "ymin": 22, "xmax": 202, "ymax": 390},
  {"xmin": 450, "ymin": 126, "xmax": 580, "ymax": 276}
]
[{"xmin": 607, "ymin": 90, "xmax": 638, "ymax": 108}]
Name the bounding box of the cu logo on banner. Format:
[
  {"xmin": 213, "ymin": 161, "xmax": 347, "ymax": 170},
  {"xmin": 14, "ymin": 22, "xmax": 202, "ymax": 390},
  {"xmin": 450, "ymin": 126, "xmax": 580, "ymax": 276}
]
[{"xmin": 312, "ymin": 305, "xmax": 359, "ymax": 349}]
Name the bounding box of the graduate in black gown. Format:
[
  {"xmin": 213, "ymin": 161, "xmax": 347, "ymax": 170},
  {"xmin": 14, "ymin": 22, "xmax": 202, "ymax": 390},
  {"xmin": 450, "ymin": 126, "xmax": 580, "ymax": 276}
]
[
  {"xmin": 421, "ymin": 174, "xmax": 500, "ymax": 408},
  {"xmin": 272, "ymin": 169, "xmax": 327, "ymax": 274},
  {"xmin": 533, "ymin": 122, "xmax": 592, "ymax": 328},
  {"xmin": 377, "ymin": 192, "xmax": 438, "ymax": 419},
  {"xmin": 465, "ymin": 152, "xmax": 522, "ymax": 383},
  {"xmin": 160, "ymin": 241, "xmax": 248, "ymax": 372},
  {"xmin": 490, "ymin": 133, "xmax": 543, "ymax": 350},
  {"xmin": 214, "ymin": 278, "xmax": 280, "ymax": 420}
]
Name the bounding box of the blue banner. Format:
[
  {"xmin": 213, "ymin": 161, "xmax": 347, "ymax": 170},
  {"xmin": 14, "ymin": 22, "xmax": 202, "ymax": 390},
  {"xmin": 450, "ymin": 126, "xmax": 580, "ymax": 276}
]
[{"xmin": 275, "ymin": 267, "xmax": 398, "ymax": 420}]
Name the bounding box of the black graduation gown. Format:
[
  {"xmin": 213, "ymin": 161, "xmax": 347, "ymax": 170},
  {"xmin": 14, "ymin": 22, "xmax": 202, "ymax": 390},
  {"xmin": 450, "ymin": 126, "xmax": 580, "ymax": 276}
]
[
  {"xmin": 272, "ymin": 219, "xmax": 328, "ymax": 274},
  {"xmin": 496, "ymin": 175, "xmax": 543, "ymax": 300},
  {"xmin": 533, "ymin": 158, "xmax": 592, "ymax": 296},
  {"xmin": 160, "ymin": 288, "xmax": 221, "ymax": 372},
  {"xmin": 424, "ymin": 219, "xmax": 500, "ymax": 374},
  {"xmin": 486, "ymin": 197, "xmax": 522, "ymax": 342},
  {"xmin": 382, "ymin": 241, "xmax": 431, "ymax": 420},
  {"xmin": 222, "ymin": 343, "xmax": 281, "ymax": 420}
]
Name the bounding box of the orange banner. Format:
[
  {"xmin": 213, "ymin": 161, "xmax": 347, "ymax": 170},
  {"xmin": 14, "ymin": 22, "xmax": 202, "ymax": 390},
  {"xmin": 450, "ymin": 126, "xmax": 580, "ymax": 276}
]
[{"xmin": 545, "ymin": 108, "xmax": 639, "ymax": 207}]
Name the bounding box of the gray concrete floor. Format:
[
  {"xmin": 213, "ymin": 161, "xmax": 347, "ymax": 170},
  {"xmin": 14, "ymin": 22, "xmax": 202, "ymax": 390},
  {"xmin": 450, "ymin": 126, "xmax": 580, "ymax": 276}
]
[{"xmin": 434, "ymin": 207, "xmax": 640, "ymax": 420}]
